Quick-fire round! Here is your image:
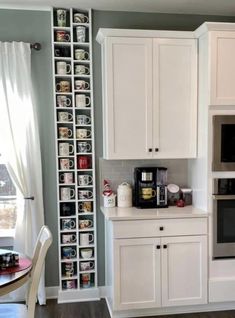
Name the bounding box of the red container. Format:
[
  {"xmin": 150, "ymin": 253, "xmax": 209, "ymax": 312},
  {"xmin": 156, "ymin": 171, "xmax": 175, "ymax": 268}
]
[{"xmin": 77, "ymin": 156, "xmax": 91, "ymax": 169}]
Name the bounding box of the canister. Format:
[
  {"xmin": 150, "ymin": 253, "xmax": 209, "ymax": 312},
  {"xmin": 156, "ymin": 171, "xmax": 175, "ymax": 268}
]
[{"xmin": 117, "ymin": 182, "xmax": 132, "ymax": 207}]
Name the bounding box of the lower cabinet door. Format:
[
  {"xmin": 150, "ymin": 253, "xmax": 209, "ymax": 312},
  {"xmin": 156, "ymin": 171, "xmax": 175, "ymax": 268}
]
[
  {"xmin": 161, "ymin": 235, "xmax": 207, "ymax": 307},
  {"xmin": 113, "ymin": 237, "xmax": 161, "ymax": 310}
]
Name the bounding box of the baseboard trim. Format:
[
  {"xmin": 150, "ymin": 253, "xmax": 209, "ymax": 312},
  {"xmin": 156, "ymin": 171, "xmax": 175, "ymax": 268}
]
[{"xmin": 46, "ymin": 286, "xmax": 59, "ymax": 299}]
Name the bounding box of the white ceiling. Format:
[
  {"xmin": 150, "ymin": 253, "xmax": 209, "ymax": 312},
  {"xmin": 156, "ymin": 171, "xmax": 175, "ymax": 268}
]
[{"xmin": 0, "ymin": 0, "xmax": 235, "ymax": 16}]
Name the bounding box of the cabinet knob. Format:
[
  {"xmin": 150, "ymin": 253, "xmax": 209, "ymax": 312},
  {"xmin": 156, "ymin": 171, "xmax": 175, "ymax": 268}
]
[
  {"xmin": 163, "ymin": 244, "xmax": 167, "ymax": 249},
  {"xmin": 156, "ymin": 245, "xmax": 161, "ymax": 249},
  {"xmin": 148, "ymin": 148, "xmax": 152, "ymax": 152},
  {"xmin": 159, "ymin": 226, "xmax": 164, "ymax": 231},
  {"xmin": 155, "ymin": 148, "xmax": 159, "ymax": 152}
]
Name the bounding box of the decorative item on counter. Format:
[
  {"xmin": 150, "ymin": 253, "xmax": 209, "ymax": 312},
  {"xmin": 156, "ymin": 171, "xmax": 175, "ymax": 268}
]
[
  {"xmin": 181, "ymin": 188, "xmax": 192, "ymax": 206},
  {"xmin": 117, "ymin": 182, "xmax": 132, "ymax": 207},
  {"xmin": 167, "ymin": 183, "xmax": 180, "ymax": 206},
  {"xmin": 103, "ymin": 180, "xmax": 116, "ymax": 208}
]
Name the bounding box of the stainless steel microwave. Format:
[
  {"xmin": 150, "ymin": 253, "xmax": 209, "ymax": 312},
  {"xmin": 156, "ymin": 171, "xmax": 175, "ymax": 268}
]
[{"xmin": 213, "ymin": 115, "xmax": 235, "ymax": 171}]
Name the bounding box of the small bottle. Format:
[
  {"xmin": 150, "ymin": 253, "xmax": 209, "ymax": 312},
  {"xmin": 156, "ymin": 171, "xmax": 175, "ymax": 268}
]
[{"xmin": 117, "ymin": 182, "xmax": 132, "ymax": 208}]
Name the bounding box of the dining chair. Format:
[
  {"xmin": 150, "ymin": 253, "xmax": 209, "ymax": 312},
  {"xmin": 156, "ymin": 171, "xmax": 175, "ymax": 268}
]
[{"xmin": 0, "ymin": 225, "xmax": 53, "ymax": 318}]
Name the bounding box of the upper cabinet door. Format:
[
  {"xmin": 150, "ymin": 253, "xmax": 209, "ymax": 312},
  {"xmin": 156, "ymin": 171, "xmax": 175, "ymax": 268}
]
[
  {"xmin": 153, "ymin": 38, "xmax": 197, "ymax": 158},
  {"xmin": 103, "ymin": 37, "xmax": 153, "ymax": 159},
  {"xmin": 210, "ymin": 31, "xmax": 235, "ymax": 105}
]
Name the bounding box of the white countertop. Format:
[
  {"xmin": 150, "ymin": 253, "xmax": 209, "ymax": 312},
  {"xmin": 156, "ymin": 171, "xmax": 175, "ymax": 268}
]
[{"xmin": 100, "ymin": 205, "xmax": 208, "ymax": 221}]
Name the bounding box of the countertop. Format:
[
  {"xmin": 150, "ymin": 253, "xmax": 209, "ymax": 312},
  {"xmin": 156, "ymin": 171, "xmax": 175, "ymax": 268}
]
[{"xmin": 100, "ymin": 205, "xmax": 208, "ymax": 221}]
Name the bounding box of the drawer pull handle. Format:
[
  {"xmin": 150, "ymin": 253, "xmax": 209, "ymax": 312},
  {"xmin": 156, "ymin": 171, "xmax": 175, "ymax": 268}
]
[
  {"xmin": 163, "ymin": 244, "xmax": 167, "ymax": 249},
  {"xmin": 156, "ymin": 245, "xmax": 161, "ymax": 249},
  {"xmin": 155, "ymin": 148, "xmax": 159, "ymax": 152},
  {"xmin": 148, "ymin": 148, "xmax": 152, "ymax": 152},
  {"xmin": 159, "ymin": 226, "xmax": 164, "ymax": 231}
]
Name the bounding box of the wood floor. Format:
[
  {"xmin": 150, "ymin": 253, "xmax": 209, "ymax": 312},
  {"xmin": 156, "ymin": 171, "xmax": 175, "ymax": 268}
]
[{"xmin": 35, "ymin": 299, "xmax": 235, "ymax": 318}]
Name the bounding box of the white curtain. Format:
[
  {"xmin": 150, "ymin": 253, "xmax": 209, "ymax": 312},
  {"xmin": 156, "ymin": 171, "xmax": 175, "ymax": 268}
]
[{"xmin": 0, "ymin": 42, "xmax": 46, "ymax": 303}]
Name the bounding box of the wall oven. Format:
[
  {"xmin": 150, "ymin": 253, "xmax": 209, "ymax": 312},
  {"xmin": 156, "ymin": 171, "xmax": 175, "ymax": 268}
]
[
  {"xmin": 213, "ymin": 178, "xmax": 235, "ymax": 258},
  {"xmin": 213, "ymin": 115, "xmax": 235, "ymax": 171}
]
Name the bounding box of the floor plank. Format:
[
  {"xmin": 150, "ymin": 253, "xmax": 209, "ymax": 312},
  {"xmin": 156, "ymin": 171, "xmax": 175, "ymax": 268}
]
[{"xmin": 36, "ymin": 299, "xmax": 235, "ymax": 318}]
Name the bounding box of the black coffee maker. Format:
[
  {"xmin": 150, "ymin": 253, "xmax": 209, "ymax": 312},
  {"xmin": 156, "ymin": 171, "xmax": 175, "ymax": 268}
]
[{"xmin": 134, "ymin": 167, "xmax": 168, "ymax": 209}]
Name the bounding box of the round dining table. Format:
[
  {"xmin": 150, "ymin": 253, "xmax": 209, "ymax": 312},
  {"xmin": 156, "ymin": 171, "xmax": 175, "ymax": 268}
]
[{"xmin": 0, "ymin": 250, "xmax": 32, "ymax": 296}]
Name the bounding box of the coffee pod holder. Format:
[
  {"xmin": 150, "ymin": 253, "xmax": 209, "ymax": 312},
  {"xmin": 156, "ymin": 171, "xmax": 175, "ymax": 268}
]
[{"xmin": 52, "ymin": 7, "xmax": 98, "ymax": 302}]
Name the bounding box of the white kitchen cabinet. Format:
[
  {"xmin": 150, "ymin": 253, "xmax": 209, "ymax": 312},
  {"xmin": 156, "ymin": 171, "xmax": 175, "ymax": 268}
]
[
  {"xmin": 210, "ymin": 31, "xmax": 235, "ymax": 105},
  {"xmin": 97, "ymin": 29, "xmax": 197, "ymax": 159},
  {"xmin": 113, "ymin": 237, "xmax": 161, "ymax": 310}
]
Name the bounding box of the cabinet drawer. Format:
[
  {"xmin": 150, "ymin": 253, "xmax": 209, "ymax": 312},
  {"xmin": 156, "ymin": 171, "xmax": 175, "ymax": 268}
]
[{"xmin": 113, "ymin": 218, "xmax": 207, "ymax": 239}]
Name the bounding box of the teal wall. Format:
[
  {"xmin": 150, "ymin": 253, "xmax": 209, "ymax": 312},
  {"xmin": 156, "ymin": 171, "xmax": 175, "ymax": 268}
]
[{"xmin": 0, "ymin": 8, "xmax": 235, "ymax": 287}]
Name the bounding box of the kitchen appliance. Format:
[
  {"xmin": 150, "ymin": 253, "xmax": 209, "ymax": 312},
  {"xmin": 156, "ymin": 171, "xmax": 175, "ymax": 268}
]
[
  {"xmin": 213, "ymin": 178, "xmax": 235, "ymax": 258},
  {"xmin": 212, "ymin": 115, "xmax": 235, "ymax": 171},
  {"xmin": 134, "ymin": 167, "xmax": 167, "ymax": 208}
]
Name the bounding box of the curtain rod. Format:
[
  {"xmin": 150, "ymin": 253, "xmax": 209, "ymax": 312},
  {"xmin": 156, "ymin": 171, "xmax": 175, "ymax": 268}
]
[{"xmin": 30, "ymin": 42, "xmax": 41, "ymax": 51}]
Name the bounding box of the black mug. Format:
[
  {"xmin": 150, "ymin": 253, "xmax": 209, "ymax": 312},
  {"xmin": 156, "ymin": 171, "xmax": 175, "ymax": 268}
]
[{"xmin": 55, "ymin": 46, "xmax": 70, "ymax": 58}]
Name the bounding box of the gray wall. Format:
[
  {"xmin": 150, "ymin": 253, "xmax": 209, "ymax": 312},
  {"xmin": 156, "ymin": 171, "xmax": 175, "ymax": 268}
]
[{"xmin": 1, "ymin": 8, "xmax": 235, "ymax": 288}]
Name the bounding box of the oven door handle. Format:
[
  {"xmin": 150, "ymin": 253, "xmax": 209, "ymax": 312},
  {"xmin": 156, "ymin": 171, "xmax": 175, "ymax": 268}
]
[{"xmin": 213, "ymin": 194, "xmax": 235, "ymax": 200}]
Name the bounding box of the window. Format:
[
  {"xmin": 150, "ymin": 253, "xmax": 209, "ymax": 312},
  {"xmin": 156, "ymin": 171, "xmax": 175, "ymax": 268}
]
[{"xmin": 0, "ymin": 153, "xmax": 17, "ymax": 238}]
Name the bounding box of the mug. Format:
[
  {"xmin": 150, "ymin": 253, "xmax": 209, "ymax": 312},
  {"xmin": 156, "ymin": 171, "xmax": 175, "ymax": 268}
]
[
  {"xmin": 75, "ymin": 80, "xmax": 90, "ymax": 90},
  {"xmin": 77, "ymin": 156, "xmax": 91, "ymax": 169},
  {"xmin": 74, "ymin": 49, "xmax": 89, "ymax": 61},
  {"xmin": 59, "ymin": 143, "xmax": 74, "ymax": 156},
  {"xmin": 78, "ymin": 174, "xmax": 93, "ymax": 186},
  {"xmin": 79, "ymin": 219, "xmax": 93, "ymax": 229},
  {"xmin": 58, "ymin": 111, "xmax": 73, "ymax": 122},
  {"xmin": 56, "ymin": 30, "xmax": 70, "ymax": 42},
  {"xmin": 58, "ymin": 127, "xmax": 73, "ymax": 139},
  {"xmin": 55, "ymin": 46, "xmax": 70, "ymax": 57},
  {"xmin": 64, "ymin": 262, "xmax": 74, "ymax": 277},
  {"xmin": 76, "ymin": 26, "xmax": 86, "ymax": 42},
  {"xmin": 81, "ymin": 273, "xmax": 90, "ymax": 288},
  {"xmin": 76, "ymin": 94, "xmax": 91, "ymax": 108},
  {"xmin": 60, "ymin": 158, "xmax": 74, "ymax": 170},
  {"xmin": 77, "ymin": 141, "xmax": 91, "ymax": 153},
  {"xmin": 59, "ymin": 172, "xmax": 73, "ymax": 184},
  {"xmin": 56, "ymin": 61, "xmax": 71, "ymax": 75},
  {"xmin": 80, "ymin": 233, "xmax": 94, "ymax": 246},
  {"xmin": 56, "ymin": 80, "xmax": 70, "ymax": 92},
  {"xmin": 74, "ymin": 13, "xmax": 89, "ymax": 23},
  {"xmin": 62, "ymin": 234, "xmax": 76, "ymax": 244},
  {"xmin": 78, "ymin": 201, "xmax": 92, "ymax": 213},
  {"xmin": 76, "ymin": 128, "xmax": 91, "ymax": 139},
  {"xmin": 62, "ymin": 279, "xmax": 76, "ymax": 289},
  {"xmin": 61, "ymin": 218, "xmax": 76, "ymax": 230},
  {"xmin": 57, "ymin": 95, "xmax": 71, "ymax": 107},
  {"xmin": 80, "ymin": 248, "xmax": 93, "ymax": 259},
  {"xmin": 60, "ymin": 187, "xmax": 75, "ymax": 200},
  {"xmin": 80, "ymin": 261, "xmax": 94, "ymax": 271},
  {"xmin": 62, "ymin": 246, "xmax": 76, "ymax": 258},
  {"xmin": 61, "ymin": 203, "xmax": 74, "ymax": 216},
  {"xmin": 75, "ymin": 64, "xmax": 89, "ymax": 75},
  {"xmin": 142, "ymin": 188, "xmax": 156, "ymax": 200},
  {"xmin": 56, "ymin": 9, "xmax": 67, "ymax": 27},
  {"xmin": 78, "ymin": 190, "xmax": 93, "ymax": 200},
  {"xmin": 77, "ymin": 115, "xmax": 91, "ymax": 125}
]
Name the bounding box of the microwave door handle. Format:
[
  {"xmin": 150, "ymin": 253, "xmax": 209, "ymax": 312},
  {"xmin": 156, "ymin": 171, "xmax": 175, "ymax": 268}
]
[{"xmin": 213, "ymin": 194, "xmax": 235, "ymax": 200}]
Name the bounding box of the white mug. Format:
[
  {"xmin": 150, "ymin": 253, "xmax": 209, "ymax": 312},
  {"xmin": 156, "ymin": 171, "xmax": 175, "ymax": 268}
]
[
  {"xmin": 74, "ymin": 13, "xmax": 89, "ymax": 23},
  {"xmin": 78, "ymin": 174, "xmax": 93, "ymax": 186},
  {"xmin": 59, "ymin": 143, "xmax": 74, "ymax": 156},
  {"xmin": 60, "ymin": 158, "xmax": 74, "ymax": 170},
  {"xmin": 79, "ymin": 219, "xmax": 93, "ymax": 229},
  {"xmin": 76, "ymin": 128, "xmax": 91, "ymax": 139},
  {"xmin": 75, "ymin": 80, "xmax": 90, "ymax": 90},
  {"xmin": 77, "ymin": 141, "xmax": 91, "ymax": 153},
  {"xmin": 78, "ymin": 190, "xmax": 93, "ymax": 199},
  {"xmin": 75, "ymin": 49, "xmax": 89, "ymax": 61},
  {"xmin": 76, "ymin": 94, "xmax": 91, "ymax": 108},
  {"xmin": 75, "ymin": 65, "xmax": 89, "ymax": 75},
  {"xmin": 76, "ymin": 26, "xmax": 86, "ymax": 42},
  {"xmin": 58, "ymin": 112, "xmax": 73, "ymax": 122},
  {"xmin": 77, "ymin": 115, "xmax": 91, "ymax": 125},
  {"xmin": 57, "ymin": 95, "xmax": 71, "ymax": 107},
  {"xmin": 60, "ymin": 172, "xmax": 73, "ymax": 184},
  {"xmin": 80, "ymin": 261, "xmax": 94, "ymax": 271},
  {"xmin": 57, "ymin": 9, "xmax": 67, "ymax": 27},
  {"xmin": 80, "ymin": 233, "xmax": 94, "ymax": 246},
  {"xmin": 62, "ymin": 234, "xmax": 76, "ymax": 244},
  {"xmin": 59, "ymin": 127, "xmax": 73, "ymax": 139},
  {"xmin": 61, "ymin": 187, "xmax": 75, "ymax": 200},
  {"xmin": 56, "ymin": 61, "xmax": 71, "ymax": 75}
]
